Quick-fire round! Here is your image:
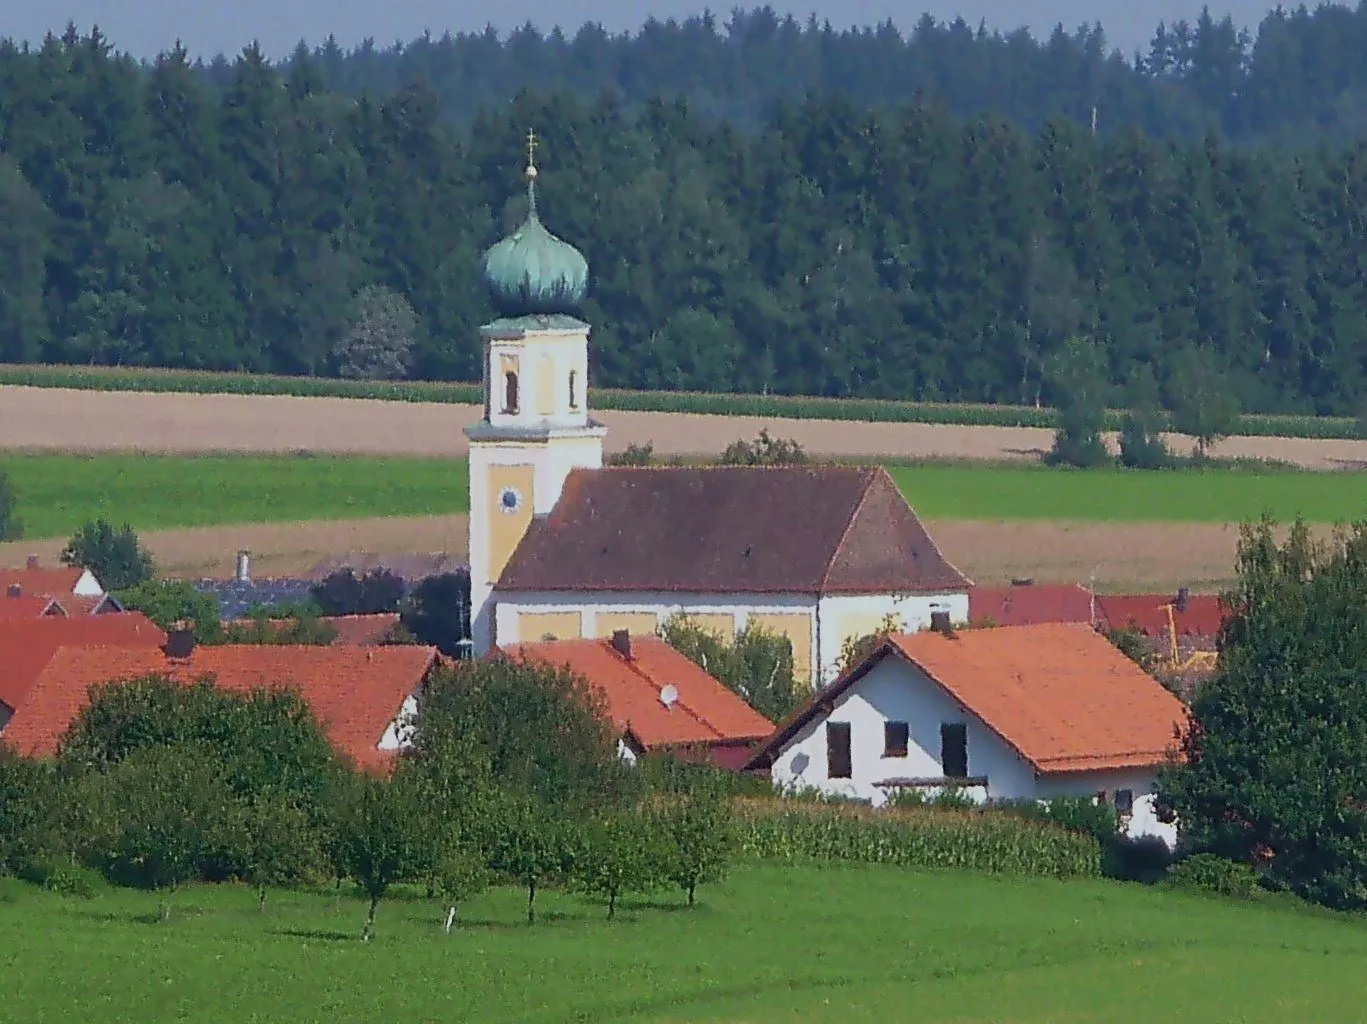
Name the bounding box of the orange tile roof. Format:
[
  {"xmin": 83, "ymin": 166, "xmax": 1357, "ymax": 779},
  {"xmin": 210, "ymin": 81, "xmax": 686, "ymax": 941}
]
[
  {"xmin": 0, "ymin": 595, "xmax": 68, "ymax": 620},
  {"xmin": 505, "ymin": 634, "xmax": 774, "ymax": 751},
  {"xmin": 3, "ymin": 643, "xmax": 438, "ymax": 769},
  {"xmin": 0, "ymin": 566, "xmax": 87, "ymax": 597},
  {"xmin": 749, "ymin": 623, "xmax": 1188, "ymax": 775},
  {"xmin": 0, "ymin": 612, "xmax": 167, "ymax": 713}
]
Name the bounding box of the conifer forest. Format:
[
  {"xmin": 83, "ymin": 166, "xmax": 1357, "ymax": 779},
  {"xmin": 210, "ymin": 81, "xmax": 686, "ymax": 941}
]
[{"xmin": 2, "ymin": 6, "xmax": 1367, "ymax": 414}]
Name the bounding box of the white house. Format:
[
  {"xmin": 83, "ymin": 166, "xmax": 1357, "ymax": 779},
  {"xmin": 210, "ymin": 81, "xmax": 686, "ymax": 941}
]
[
  {"xmin": 464, "ymin": 137, "xmax": 970, "ymax": 683},
  {"xmin": 743, "ymin": 620, "xmax": 1188, "ymax": 847}
]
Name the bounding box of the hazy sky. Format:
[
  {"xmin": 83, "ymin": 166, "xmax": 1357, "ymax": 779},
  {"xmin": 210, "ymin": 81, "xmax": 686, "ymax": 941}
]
[{"xmin": 5, "ymin": 0, "xmax": 1287, "ymax": 62}]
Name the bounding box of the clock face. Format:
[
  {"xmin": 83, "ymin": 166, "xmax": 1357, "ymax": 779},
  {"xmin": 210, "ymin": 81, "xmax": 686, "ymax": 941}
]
[{"xmin": 498, "ymin": 486, "xmax": 524, "ymax": 515}]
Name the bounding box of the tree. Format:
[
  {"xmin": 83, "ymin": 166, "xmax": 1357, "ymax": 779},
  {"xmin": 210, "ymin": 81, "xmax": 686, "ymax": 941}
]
[
  {"xmin": 660, "ymin": 615, "xmax": 804, "ymax": 721},
  {"xmin": 576, "ymin": 807, "xmax": 664, "ymax": 919},
  {"xmin": 719, "ymin": 430, "xmax": 809, "ymax": 466},
  {"xmin": 605, "ymin": 442, "xmax": 656, "ymax": 467},
  {"xmin": 1045, "ymin": 336, "xmax": 1112, "ymax": 468},
  {"xmin": 836, "ymin": 612, "xmax": 902, "ymax": 676},
  {"xmin": 332, "ymin": 771, "xmax": 426, "ymax": 941},
  {"xmin": 117, "ymin": 579, "xmax": 224, "ymax": 642},
  {"xmin": 1167, "ymin": 344, "xmax": 1240, "ymax": 457},
  {"xmin": 61, "ymin": 519, "xmax": 154, "ymax": 591},
  {"xmin": 399, "ymin": 571, "xmax": 471, "ymax": 657},
  {"xmin": 221, "ymin": 604, "xmax": 338, "ymax": 646},
  {"xmin": 0, "ymin": 745, "xmax": 52, "ymax": 875},
  {"xmin": 1159, "ymin": 516, "xmax": 1367, "ymax": 910},
  {"xmin": 331, "ymin": 284, "xmax": 417, "ymax": 380},
  {"xmin": 238, "ymin": 794, "xmax": 321, "ymax": 911},
  {"xmin": 412, "ymin": 654, "xmax": 634, "ymax": 813},
  {"xmin": 0, "ymin": 469, "xmax": 23, "ymax": 541},
  {"xmin": 1117, "ymin": 364, "xmax": 1172, "ymax": 469},
  {"xmin": 488, "ymin": 797, "xmax": 579, "ymax": 925},
  {"xmin": 655, "ymin": 770, "xmax": 736, "ymax": 906},
  {"xmin": 310, "ymin": 568, "xmax": 406, "ymax": 616}
]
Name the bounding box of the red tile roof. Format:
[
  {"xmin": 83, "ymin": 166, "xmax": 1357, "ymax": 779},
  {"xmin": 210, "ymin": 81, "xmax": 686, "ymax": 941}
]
[
  {"xmin": 1095, "ymin": 594, "xmax": 1225, "ymax": 638},
  {"xmin": 0, "ymin": 566, "xmax": 88, "ymax": 597},
  {"xmin": 496, "ymin": 465, "xmax": 970, "ymax": 595},
  {"xmin": 968, "ymin": 584, "xmax": 1094, "ymax": 626},
  {"xmin": 748, "ymin": 623, "xmax": 1188, "ymax": 775},
  {"xmin": 0, "ymin": 595, "xmax": 68, "ymax": 620},
  {"xmin": 3, "ymin": 643, "xmax": 439, "ymax": 769},
  {"xmin": 506, "ymin": 634, "xmax": 774, "ymax": 754},
  {"xmin": 0, "ymin": 612, "xmax": 167, "ymax": 714}
]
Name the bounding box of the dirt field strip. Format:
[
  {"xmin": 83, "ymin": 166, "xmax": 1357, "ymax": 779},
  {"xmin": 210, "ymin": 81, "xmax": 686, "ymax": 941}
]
[
  {"xmin": 3, "ymin": 385, "xmax": 1367, "ymax": 468},
  {"xmin": 2, "ymin": 514, "xmax": 1332, "ymax": 593}
]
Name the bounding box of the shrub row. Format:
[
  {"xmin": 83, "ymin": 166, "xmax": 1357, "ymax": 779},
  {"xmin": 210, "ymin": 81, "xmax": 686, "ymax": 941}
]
[
  {"xmin": 0, "ymin": 363, "xmax": 1356, "ymax": 441},
  {"xmin": 730, "ymin": 798, "xmax": 1103, "ymax": 879}
]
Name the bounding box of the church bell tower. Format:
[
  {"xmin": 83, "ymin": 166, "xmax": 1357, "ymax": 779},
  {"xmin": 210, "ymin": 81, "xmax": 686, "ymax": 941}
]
[{"xmin": 466, "ymin": 131, "xmax": 607, "ymax": 655}]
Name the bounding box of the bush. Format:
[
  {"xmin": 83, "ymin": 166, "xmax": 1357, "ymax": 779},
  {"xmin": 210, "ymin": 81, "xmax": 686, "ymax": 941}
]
[
  {"xmin": 310, "ymin": 568, "xmax": 406, "ymax": 616},
  {"xmin": 117, "ymin": 579, "xmax": 224, "ymax": 643},
  {"xmin": 718, "ymin": 429, "xmax": 809, "ymax": 466},
  {"xmin": 1165, "ymin": 853, "xmax": 1261, "ymax": 900},
  {"xmin": 18, "ymin": 858, "xmax": 105, "ymax": 898},
  {"xmin": 605, "ymin": 442, "xmax": 656, "ymax": 467},
  {"xmin": 1102, "ymin": 834, "xmax": 1174, "ymax": 884},
  {"xmin": 731, "ymin": 798, "xmax": 1101, "ymax": 878}
]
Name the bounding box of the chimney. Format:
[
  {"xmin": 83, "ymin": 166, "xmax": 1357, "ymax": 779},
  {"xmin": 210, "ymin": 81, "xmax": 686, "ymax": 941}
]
[
  {"xmin": 611, "ymin": 629, "xmax": 632, "ymax": 659},
  {"xmin": 235, "ymin": 549, "xmax": 251, "ymax": 583},
  {"xmin": 25, "ymin": 555, "xmax": 39, "ymax": 571},
  {"xmin": 930, "ymin": 611, "xmax": 953, "ymax": 635},
  {"xmin": 165, "ymin": 628, "xmax": 197, "ymax": 659},
  {"xmin": 1176, "ymin": 587, "xmax": 1190, "ymax": 613},
  {"xmin": 6, "ymin": 584, "xmax": 21, "ymax": 598}
]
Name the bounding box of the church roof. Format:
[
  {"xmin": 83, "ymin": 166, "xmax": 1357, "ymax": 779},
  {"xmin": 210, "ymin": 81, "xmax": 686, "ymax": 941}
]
[{"xmin": 494, "ymin": 465, "xmax": 971, "ymax": 596}]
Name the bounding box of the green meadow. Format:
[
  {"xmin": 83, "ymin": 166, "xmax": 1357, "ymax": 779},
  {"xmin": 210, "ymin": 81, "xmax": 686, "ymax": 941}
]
[
  {"xmin": 3, "ymin": 863, "xmax": 1365, "ymax": 1023},
  {"xmin": 1, "ymin": 453, "xmax": 1363, "ymax": 539}
]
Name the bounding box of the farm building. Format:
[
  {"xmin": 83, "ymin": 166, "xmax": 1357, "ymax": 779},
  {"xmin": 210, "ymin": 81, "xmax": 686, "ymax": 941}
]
[
  {"xmin": 743, "ymin": 620, "xmax": 1187, "ymax": 846},
  {"xmin": 466, "ymin": 142, "xmax": 969, "ymax": 683},
  {"xmin": 507, "ymin": 630, "xmax": 775, "ymax": 769},
  {"xmin": 0, "ymin": 611, "xmax": 167, "ymax": 731},
  {"xmin": 1, "ymin": 633, "xmax": 439, "ymax": 770}
]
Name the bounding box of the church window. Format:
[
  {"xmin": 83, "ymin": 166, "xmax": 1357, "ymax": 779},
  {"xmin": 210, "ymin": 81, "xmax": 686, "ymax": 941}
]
[
  {"xmin": 498, "ymin": 486, "xmax": 523, "ymax": 514},
  {"xmin": 503, "ymin": 371, "xmax": 520, "ymax": 414},
  {"xmin": 568, "ymin": 369, "xmax": 579, "ymax": 409}
]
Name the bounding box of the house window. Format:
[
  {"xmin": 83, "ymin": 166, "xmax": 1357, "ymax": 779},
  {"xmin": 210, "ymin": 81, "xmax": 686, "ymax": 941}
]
[
  {"xmin": 940, "ymin": 723, "xmax": 967, "ymax": 778},
  {"xmin": 1115, "ymin": 789, "xmax": 1134, "ymax": 816},
  {"xmin": 826, "ymin": 722, "xmax": 852, "ymax": 779},
  {"xmin": 503, "ymin": 371, "xmax": 520, "ymax": 414},
  {"xmin": 883, "ymin": 721, "xmax": 909, "ymax": 758},
  {"xmin": 568, "ymin": 369, "xmax": 579, "ymax": 409}
]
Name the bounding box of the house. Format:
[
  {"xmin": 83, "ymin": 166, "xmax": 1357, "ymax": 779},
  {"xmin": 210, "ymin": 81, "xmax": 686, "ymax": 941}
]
[
  {"xmin": 0, "ymin": 612, "xmax": 167, "ymax": 731},
  {"xmin": 507, "ymin": 630, "xmax": 775, "ymax": 769},
  {"xmin": 743, "ymin": 620, "xmax": 1188, "ymax": 845},
  {"xmin": 465, "ymin": 141, "xmax": 970, "ymax": 683},
  {"xmin": 1, "ymin": 633, "xmax": 440, "ymax": 770},
  {"xmin": 0, "ymin": 556, "xmax": 105, "ymax": 599}
]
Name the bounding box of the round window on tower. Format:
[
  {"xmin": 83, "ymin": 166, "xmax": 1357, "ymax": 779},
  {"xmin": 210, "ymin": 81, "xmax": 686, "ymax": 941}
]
[{"xmin": 498, "ymin": 486, "xmax": 523, "ymax": 515}]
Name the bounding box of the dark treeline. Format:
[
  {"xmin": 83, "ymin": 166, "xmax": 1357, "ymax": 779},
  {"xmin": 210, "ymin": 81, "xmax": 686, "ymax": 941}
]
[
  {"xmin": 2, "ymin": 26, "xmax": 1367, "ymax": 414},
  {"xmin": 231, "ymin": 5, "xmax": 1367, "ymax": 146}
]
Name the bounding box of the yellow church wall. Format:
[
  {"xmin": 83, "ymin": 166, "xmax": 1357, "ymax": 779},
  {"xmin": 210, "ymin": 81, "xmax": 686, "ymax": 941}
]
[
  {"xmin": 485, "ymin": 463, "xmax": 535, "ymax": 585},
  {"xmin": 595, "ymin": 611, "xmax": 660, "ymax": 637},
  {"xmin": 747, "ymin": 612, "xmax": 814, "ymax": 686},
  {"xmin": 677, "ymin": 613, "xmax": 737, "ymax": 638},
  {"xmin": 534, "ymin": 354, "xmax": 556, "ymax": 417},
  {"xmin": 518, "ymin": 610, "xmax": 583, "ymax": 641},
  {"xmin": 839, "ymin": 610, "xmax": 903, "ymax": 649}
]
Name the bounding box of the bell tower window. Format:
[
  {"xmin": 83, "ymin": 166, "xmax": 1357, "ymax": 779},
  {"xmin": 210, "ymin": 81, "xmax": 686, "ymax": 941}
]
[
  {"xmin": 503, "ymin": 371, "xmax": 520, "ymax": 414},
  {"xmin": 568, "ymin": 369, "xmax": 579, "ymax": 410}
]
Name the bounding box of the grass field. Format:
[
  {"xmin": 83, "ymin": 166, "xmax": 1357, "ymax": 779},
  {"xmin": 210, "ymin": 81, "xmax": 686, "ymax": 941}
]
[
  {"xmin": 3, "ymin": 863, "xmax": 1366, "ymax": 1022},
  {"xmin": 2, "ymin": 361, "xmax": 1361, "ymax": 441},
  {"xmin": 3, "ymin": 453, "xmax": 1362, "ymax": 542}
]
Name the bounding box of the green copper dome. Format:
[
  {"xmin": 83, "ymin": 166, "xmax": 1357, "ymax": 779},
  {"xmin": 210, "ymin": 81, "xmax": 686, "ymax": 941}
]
[{"xmin": 482, "ymin": 160, "xmax": 589, "ymax": 317}]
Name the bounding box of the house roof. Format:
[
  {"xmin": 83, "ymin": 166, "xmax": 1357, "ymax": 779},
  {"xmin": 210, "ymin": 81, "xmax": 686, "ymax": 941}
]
[
  {"xmin": 0, "ymin": 566, "xmax": 88, "ymax": 597},
  {"xmin": 495, "ymin": 465, "xmax": 970, "ymax": 596},
  {"xmin": 1095, "ymin": 594, "xmax": 1225, "ymax": 638},
  {"xmin": 0, "ymin": 594, "xmax": 68, "ymax": 620},
  {"xmin": 2, "ymin": 642, "xmax": 439, "ymax": 768},
  {"xmin": 505, "ymin": 634, "xmax": 774, "ymax": 750},
  {"xmin": 746, "ymin": 622, "xmax": 1188, "ymax": 776},
  {"xmin": 968, "ymin": 584, "xmax": 1094, "ymax": 626},
  {"xmin": 0, "ymin": 612, "xmax": 167, "ymax": 714}
]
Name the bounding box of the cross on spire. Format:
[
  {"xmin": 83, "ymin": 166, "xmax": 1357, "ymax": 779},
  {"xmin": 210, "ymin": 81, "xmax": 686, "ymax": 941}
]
[{"xmin": 525, "ymin": 128, "xmax": 538, "ymax": 178}]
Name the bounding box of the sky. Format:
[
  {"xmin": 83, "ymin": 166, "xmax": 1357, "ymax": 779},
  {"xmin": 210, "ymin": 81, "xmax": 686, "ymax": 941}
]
[{"xmin": 4, "ymin": 0, "xmax": 1286, "ymax": 62}]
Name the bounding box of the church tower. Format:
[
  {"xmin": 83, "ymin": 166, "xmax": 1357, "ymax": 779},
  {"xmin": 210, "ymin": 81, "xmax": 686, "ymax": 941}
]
[{"xmin": 466, "ymin": 132, "xmax": 607, "ymax": 655}]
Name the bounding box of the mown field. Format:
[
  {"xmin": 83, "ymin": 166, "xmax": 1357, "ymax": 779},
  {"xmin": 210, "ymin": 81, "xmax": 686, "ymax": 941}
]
[
  {"xmin": 2, "ymin": 862, "xmax": 1365, "ymax": 1023},
  {"xmin": 2, "ymin": 452, "xmax": 1363, "ymax": 542},
  {"xmin": 1, "ymin": 362, "xmax": 1361, "ymax": 440}
]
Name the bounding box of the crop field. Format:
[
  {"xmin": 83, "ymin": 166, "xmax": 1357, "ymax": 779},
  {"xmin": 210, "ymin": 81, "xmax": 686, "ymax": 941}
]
[{"xmin": 3, "ymin": 862, "xmax": 1365, "ymax": 1023}]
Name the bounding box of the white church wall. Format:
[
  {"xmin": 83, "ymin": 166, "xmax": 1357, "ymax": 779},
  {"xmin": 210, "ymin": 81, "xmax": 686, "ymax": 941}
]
[{"xmin": 814, "ymin": 591, "xmax": 969, "ymax": 686}]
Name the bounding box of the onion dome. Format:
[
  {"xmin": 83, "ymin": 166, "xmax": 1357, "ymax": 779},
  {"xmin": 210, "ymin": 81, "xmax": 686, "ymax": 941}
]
[{"xmin": 482, "ymin": 137, "xmax": 589, "ymax": 317}]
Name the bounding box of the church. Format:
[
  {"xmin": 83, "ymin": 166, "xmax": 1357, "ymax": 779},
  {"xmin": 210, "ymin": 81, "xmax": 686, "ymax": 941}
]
[{"xmin": 465, "ymin": 136, "xmax": 971, "ymax": 687}]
